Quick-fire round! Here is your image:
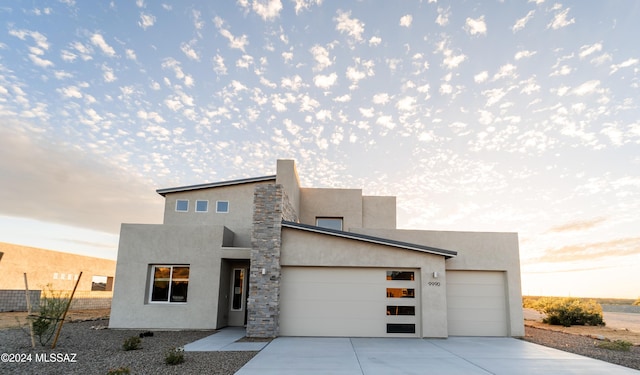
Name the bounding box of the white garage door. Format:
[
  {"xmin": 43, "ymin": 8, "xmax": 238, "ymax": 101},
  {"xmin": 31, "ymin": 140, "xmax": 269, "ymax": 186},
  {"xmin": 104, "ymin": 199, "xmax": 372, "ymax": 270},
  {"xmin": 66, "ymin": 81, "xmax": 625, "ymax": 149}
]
[
  {"xmin": 446, "ymin": 271, "xmax": 508, "ymax": 336},
  {"xmin": 280, "ymin": 267, "xmax": 419, "ymax": 337}
]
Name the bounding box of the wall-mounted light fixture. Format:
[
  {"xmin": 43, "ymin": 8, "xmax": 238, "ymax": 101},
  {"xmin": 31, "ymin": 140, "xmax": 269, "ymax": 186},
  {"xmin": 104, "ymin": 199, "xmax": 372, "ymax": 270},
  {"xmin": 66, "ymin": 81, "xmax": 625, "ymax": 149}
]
[
  {"xmin": 261, "ymin": 268, "xmax": 266, "ymax": 275},
  {"xmin": 433, "ymin": 271, "xmax": 439, "ymax": 279}
]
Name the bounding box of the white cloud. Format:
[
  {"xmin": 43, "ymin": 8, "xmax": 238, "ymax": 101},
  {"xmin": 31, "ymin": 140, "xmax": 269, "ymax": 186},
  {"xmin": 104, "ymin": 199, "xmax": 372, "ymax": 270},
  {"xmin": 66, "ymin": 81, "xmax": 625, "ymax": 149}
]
[
  {"xmin": 310, "ymin": 45, "xmax": 332, "ymax": 71},
  {"xmin": 515, "ymin": 50, "xmax": 536, "ymax": 60},
  {"xmin": 359, "ymin": 107, "xmax": 374, "ymax": 117},
  {"xmin": 474, "ymin": 71, "xmax": 489, "ymax": 83},
  {"xmin": 548, "ymin": 7, "xmax": 575, "ymax": 30},
  {"xmin": 512, "ymin": 10, "xmax": 535, "ymax": 32},
  {"xmin": 372, "ymin": 93, "xmax": 390, "ymax": 105},
  {"xmin": 292, "ymin": 0, "xmax": 323, "ymax": 14},
  {"xmin": 58, "ymin": 85, "xmax": 83, "ymax": 98},
  {"xmin": 244, "ymin": 0, "xmax": 283, "ymax": 21},
  {"xmin": 125, "ymin": 49, "xmax": 137, "ymax": 60},
  {"xmin": 493, "ymin": 64, "xmax": 517, "ymax": 80},
  {"xmin": 436, "ymin": 7, "xmax": 450, "ymax": 26},
  {"xmin": 214, "ymin": 16, "xmax": 249, "ymax": 52},
  {"xmin": 369, "ymin": 36, "xmax": 382, "ymax": 46},
  {"xmin": 400, "ymin": 15, "xmax": 413, "ymax": 28},
  {"xmin": 376, "ymin": 115, "xmax": 395, "ymax": 130},
  {"xmin": 213, "ymin": 54, "xmax": 227, "ymax": 75},
  {"xmin": 90, "ymin": 33, "xmax": 116, "ymax": 57},
  {"xmin": 550, "ymin": 64, "xmax": 571, "ymax": 76},
  {"xmin": 102, "ymin": 64, "xmax": 116, "ymax": 82},
  {"xmin": 316, "ymin": 109, "xmax": 332, "ymax": 121},
  {"xmin": 334, "ymin": 10, "xmax": 365, "ymax": 42},
  {"xmin": 439, "ymin": 83, "xmax": 452, "ymax": 95},
  {"xmin": 610, "ymin": 58, "xmax": 639, "ymax": 75},
  {"xmin": 281, "ymin": 75, "xmax": 304, "ymax": 91},
  {"xmin": 313, "ymin": 73, "xmax": 338, "ymax": 89},
  {"xmin": 572, "ymin": 80, "xmax": 600, "ymax": 96},
  {"xmin": 139, "ymin": 12, "xmax": 156, "ymax": 30},
  {"xmin": 334, "ymin": 94, "xmax": 351, "ymax": 103},
  {"xmin": 579, "ymin": 42, "xmax": 602, "ymax": 59},
  {"xmin": 465, "ymin": 16, "xmax": 487, "ymax": 35},
  {"xmin": 181, "ymin": 40, "xmax": 199, "ymax": 61},
  {"xmin": 397, "ymin": 96, "xmax": 416, "ymax": 111},
  {"xmin": 236, "ymin": 54, "xmax": 254, "ymax": 69},
  {"xmin": 29, "ymin": 54, "xmax": 54, "ymax": 68}
]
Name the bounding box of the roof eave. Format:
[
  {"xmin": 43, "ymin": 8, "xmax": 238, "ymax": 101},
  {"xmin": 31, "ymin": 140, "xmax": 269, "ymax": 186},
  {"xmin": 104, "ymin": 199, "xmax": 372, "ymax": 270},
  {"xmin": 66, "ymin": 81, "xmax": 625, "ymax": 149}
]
[
  {"xmin": 156, "ymin": 175, "xmax": 276, "ymax": 196},
  {"xmin": 281, "ymin": 221, "xmax": 457, "ymax": 258}
]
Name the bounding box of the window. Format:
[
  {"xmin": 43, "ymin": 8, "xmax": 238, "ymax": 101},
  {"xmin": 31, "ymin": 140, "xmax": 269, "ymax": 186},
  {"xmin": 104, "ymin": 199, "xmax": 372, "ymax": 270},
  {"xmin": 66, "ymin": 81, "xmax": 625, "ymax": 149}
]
[
  {"xmin": 316, "ymin": 217, "xmax": 343, "ymax": 230},
  {"xmin": 216, "ymin": 200, "xmax": 229, "ymax": 213},
  {"xmin": 386, "ymin": 305, "xmax": 415, "ymax": 316},
  {"xmin": 176, "ymin": 199, "xmax": 189, "ymax": 212},
  {"xmin": 91, "ymin": 275, "xmax": 114, "ymax": 291},
  {"xmin": 231, "ymin": 268, "xmax": 245, "ymax": 311},
  {"xmin": 196, "ymin": 200, "xmax": 208, "ymax": 212},
  {"xmin": 150, "ymin": 265, "xmax": 190, "ymax": 303},
  {"xmin": 386, "ymin": 288, "xmax": 415, "ymax": 298},
  {"xmin": 386, "ymin": 271, "xmax": 415, "ymax": 281}
]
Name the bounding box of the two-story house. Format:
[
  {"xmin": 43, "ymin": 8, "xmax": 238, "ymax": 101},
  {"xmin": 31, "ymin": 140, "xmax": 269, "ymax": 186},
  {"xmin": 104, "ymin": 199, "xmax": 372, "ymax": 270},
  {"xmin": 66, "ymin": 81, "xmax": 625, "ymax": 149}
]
[{"xmin": 109, "ymin": 159, "xmax": 524, "ymax": 338}]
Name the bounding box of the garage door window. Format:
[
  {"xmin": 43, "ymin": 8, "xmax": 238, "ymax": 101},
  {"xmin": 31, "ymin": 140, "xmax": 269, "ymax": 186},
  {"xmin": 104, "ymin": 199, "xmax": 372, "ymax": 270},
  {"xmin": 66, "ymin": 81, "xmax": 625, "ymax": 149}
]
[
  {"xmin": 386, "ymin": 288, "xmax": 415, "ymax": 298},
  {"xmin": 386, "ymin": 305, "xmax": 415, "ymax": 315},
  {"xmin": 386, "ymin": 271, "xmax": 414, "ymax": 280},
  {"xmin": 387, "ymin": 324, "xmax": 416, "ymax": 334}
]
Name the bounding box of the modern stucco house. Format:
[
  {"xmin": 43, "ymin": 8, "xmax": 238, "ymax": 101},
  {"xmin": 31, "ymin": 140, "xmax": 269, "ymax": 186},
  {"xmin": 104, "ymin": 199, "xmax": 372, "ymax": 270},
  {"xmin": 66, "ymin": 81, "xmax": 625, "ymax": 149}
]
[{"xmin": 110, "ymin": 159, "xmax": 524, "ymax": 338}]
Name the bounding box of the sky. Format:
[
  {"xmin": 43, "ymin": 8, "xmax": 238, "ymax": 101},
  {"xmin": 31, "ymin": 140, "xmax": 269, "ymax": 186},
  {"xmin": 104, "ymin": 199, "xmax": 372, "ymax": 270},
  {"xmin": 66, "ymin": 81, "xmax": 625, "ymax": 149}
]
[{"xmin": 1, "ymin": 0, "xmax": 639, "ymax": 299}]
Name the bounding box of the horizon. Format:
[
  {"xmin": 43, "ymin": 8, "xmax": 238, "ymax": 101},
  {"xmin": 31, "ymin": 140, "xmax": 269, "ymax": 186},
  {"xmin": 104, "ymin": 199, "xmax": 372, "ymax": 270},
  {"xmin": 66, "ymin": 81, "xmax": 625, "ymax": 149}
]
[{"xmin": 0, "ymin": 1, "xmax": 638, "ymax": 299}]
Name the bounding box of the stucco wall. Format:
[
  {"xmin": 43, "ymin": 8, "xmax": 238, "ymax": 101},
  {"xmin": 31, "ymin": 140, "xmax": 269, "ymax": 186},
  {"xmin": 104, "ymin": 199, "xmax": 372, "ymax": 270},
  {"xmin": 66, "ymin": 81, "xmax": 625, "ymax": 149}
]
[
  {"xmin": 280, "ymin": 228, "xmax": 449, "ymax": 338},
  {"xmin": 299, "ymin": 188, "xmax": 364, "ymax": 229},
  {"xmin": 0, "ymin": 242, "xmax": 115, "ymax": 292},
  {"xmin": 109, "ymin": 224, "xmax": 249, "ymax": 329},
  {"xmin": 352, "ymin": 228, "xmax": 524, "ymax": 337},
  {"xmin": 362, "ymin": 196, "xmax": 397, "ymax": 229},
  {"xmin": 161, "ymin": 181, "xmax": 272, "ymax": 247}
]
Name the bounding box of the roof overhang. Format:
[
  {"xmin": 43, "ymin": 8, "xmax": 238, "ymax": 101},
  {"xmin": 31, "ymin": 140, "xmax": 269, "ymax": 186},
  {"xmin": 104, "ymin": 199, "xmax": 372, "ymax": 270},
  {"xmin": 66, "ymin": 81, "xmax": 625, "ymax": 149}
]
[
  {"xmin": 156, "ymin": 175, "xmax": 276, "ymax": 196},
  {"xmin": 282, "ymin": 221, "xmax": 457, "ymax": 259}
]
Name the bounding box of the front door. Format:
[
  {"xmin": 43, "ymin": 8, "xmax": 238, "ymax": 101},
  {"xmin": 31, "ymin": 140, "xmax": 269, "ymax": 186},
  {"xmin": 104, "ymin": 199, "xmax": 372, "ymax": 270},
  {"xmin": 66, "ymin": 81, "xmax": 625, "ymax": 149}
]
[{"xmin": 228, "ymin": 267, "xmax": 248, "ymax": 326}]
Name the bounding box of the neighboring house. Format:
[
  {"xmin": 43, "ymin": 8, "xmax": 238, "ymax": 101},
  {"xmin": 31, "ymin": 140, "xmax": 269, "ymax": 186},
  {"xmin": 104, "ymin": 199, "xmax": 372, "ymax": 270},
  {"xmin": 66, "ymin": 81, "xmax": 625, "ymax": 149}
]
[
  {"xmin": 0, "ymin": 242, "xmax": 116, "ymax": 312},
  {"xmin": 110, "ymin": 159, "xmax": 524, "ymax": 338}
]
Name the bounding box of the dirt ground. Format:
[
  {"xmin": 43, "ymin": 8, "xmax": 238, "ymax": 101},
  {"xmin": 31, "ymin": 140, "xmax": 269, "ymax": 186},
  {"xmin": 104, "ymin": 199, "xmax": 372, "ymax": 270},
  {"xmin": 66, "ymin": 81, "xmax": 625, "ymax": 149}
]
[{"xmin": 0, "ymin": 309, "xmax": 110, "ymax": 330}]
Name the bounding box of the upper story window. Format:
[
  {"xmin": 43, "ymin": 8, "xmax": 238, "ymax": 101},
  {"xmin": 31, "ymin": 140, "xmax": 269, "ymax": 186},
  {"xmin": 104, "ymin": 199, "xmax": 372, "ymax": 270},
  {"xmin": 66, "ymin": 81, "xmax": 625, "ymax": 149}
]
[
  {"xmin": 176, "ymin": 199, "xmax": 189, "ymax": 212},
  {"xmin": 196, "ymin": 200, "xmax": 209, "ymax": 212},
  {"xmin": 316, "ymin": 217, "xmax": 343, "ymax": 231},
  {"xmin": 216, "ymin": 200, "xmax": 229, "ymax": 213}
]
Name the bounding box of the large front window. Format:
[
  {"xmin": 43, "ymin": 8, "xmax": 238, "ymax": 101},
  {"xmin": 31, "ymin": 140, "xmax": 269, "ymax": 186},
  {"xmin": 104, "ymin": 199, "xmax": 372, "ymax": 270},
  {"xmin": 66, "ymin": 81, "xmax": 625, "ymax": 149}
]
[{"xmin": 150, "ymin": 265, "xmax": 190, "ymax": 303}]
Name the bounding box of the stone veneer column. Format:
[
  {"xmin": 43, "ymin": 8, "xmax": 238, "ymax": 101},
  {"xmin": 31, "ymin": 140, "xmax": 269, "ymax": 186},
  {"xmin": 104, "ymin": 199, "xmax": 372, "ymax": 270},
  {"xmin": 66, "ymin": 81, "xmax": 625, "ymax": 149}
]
[{"xmin": 247, "ymin": 184, "xmax": 297, "ymax": 337}]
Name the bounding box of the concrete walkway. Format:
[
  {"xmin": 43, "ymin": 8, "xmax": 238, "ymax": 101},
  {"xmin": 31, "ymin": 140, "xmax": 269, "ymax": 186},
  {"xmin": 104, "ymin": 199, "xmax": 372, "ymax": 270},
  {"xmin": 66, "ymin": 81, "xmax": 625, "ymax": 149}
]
[
  {"xmin": 235, "ymin": 336, "xmax": 639, "ymax": 375},
  {"xmin": 183, "ymin": 327, "xmax": 269, "ymax": 352}
]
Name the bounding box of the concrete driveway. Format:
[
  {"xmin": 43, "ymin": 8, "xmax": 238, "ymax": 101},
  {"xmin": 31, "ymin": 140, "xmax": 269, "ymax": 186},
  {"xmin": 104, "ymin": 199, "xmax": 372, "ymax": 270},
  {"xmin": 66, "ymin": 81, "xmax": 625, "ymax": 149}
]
[{"xmin": 235, "ymin": 336, "xmax": 638, "ymax": 375}]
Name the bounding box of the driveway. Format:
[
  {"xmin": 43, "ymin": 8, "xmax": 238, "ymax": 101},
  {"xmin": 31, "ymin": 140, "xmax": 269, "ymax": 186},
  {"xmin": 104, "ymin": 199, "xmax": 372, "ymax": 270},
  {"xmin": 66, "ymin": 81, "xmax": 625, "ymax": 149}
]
[{"xmin": 235, "ymin": 336, "xmax": 639, "ymax": 375}]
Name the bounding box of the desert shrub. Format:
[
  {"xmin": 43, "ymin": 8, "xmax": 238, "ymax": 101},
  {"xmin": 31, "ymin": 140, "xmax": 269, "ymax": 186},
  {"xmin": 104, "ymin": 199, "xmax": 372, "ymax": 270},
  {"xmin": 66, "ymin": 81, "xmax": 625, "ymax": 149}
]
[
  {"xmin": 106, "ymin": 367, "xmax": 131, "ymax": 375},
  {"xmin": 533, "ymin": 297, "xmax": 604, "ymax": 327},
  {"xmin": 122, "ymin": 336, "xmax": 141, "ymax": 351},
  {"xmin": 597, "ymin": 340, "xmax": 633, "ymax": 352},
  {"xmin": 165, "ymin": 347, "xmax": 185, "ymax": 365},
  {"xmin": 522, "ymin": 296, "xmax": 539, "ymax": 309},
  {"xmin": 633, "ymin": 298, "xmax": 640, "ymax": 306},
  {"xmin": 30, "ymin": 286, "xmax": 70, "ymax": 346}
]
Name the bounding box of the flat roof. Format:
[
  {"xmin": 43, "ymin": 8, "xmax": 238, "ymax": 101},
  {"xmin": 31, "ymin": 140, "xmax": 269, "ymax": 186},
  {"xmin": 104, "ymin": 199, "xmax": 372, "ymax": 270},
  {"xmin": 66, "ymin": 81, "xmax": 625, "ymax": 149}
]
[
  {"xmin": 156, "ymin": 175, "xmax": 276, "ymax": 196},
  {"xmin": 281, "ymin": 221, "xmax": 457, "ymax": 259}
]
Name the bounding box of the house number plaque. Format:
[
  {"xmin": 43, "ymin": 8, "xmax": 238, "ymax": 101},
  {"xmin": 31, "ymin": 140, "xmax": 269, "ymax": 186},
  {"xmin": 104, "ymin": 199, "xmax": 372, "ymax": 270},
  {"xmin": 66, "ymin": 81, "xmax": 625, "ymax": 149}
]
[{"xmin": 427, "ymin": 281, "xmax": 441, "ymax": 287}]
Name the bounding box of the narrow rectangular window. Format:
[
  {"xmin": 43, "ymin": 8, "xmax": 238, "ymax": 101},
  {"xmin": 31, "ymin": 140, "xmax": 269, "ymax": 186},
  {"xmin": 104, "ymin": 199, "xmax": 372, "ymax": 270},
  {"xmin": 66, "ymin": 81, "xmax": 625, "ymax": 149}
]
[
  {"xmin": 150, "ymin": 265, "xmax": 190, "ymax": 303},
  {"xmin": 386, "ymin": 306, "xmax": 415, "ymax": 316},
  {"xmin": 387, "ymin": 324, "xmax": 416, "ymax": 334},
  {"xmin": 386, "ymin": 271, "xmax": 414, "ymax": 281},
  {"xmin": 231, "ymin": 268, "xmax": 245, "ymax": 311},
  {"xmin": 386, "ymin": 288, "xmax": 415, "ymax": 298},
  {"xmin": 176, "ymin": 199, "xmax": 189, "ymax": 212},
  {"xmin": 196, "ymin": 200, "xmax": 208, "ymax": 212},
  {"xmin": 316, "ymin": 217, "xmax": 343, "ymax": 230},
  {"xmin": 216, "ymin": 200, "xmax": 229, "ymax": 213}
]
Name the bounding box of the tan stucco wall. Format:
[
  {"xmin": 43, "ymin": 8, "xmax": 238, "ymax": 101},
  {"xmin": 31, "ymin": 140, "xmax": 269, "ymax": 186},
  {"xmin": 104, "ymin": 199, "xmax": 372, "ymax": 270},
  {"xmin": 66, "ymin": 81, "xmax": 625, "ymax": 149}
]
[
  {"xmin": 0, "ymin": 242, "xmax": 115, "ymax": 291},
  {"xmin": 162, "ymin": 181, "xmax": 272, "ymax": 247},
  {"xmin": 353, "ymin": 228, "xmax": 525, "ymax": 337},
  {"xmin": 362, "ymin": 196, "xmax": 396, "ymax": 229},
  {"xmin": 299, "ymin": 188, "xmax": 364, "ymax": 229},
  {"xmin": 280, "ymin": 228, "xmax": 449, "ymax": 338},
  {"xmin": 109, "ymin": 224, "xmax": 250, "ymax": 329}
]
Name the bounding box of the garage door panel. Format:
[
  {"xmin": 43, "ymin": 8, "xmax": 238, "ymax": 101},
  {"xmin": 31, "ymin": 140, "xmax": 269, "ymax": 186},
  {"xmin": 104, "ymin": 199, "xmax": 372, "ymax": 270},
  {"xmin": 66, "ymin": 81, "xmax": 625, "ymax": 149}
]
[
  {"xmin": 280, "ymin": 267, "xmax": 419, "ymax": 337},
  {"xmin": 446, "ymin": 271, "xmax": 508, "ymax": 336}
]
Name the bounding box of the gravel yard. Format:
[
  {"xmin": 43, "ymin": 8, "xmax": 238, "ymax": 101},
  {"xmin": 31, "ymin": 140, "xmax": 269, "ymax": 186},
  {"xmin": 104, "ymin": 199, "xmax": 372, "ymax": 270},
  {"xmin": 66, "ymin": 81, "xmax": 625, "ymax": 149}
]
[
  {"xmin": 0, "ymin": 319, "xmax": 256, "ymax": 374},
  {"xmin": 1, "ymin": 311, "xmax": 639, "ymax": 374}
]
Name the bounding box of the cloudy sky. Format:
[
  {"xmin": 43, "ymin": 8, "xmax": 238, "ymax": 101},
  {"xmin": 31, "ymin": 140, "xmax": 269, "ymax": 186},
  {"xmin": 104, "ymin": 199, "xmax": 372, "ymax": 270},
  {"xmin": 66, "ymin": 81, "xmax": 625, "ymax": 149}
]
[{"xmin": 1, "ymin": 0, "xmax": 639, "ymax": 298}]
